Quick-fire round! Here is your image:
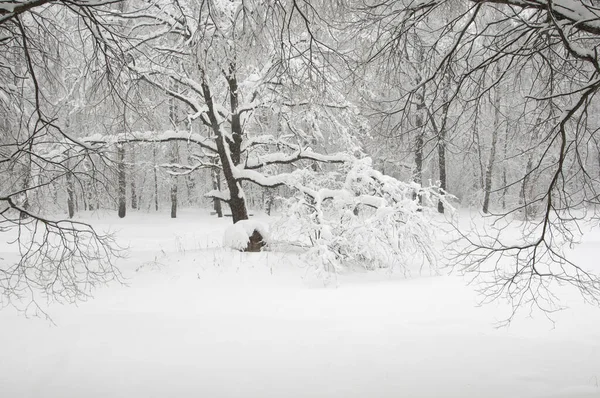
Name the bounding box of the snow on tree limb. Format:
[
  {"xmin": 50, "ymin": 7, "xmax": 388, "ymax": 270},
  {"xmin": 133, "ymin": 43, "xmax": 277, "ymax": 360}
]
[
  {"xmin": 205, "ymin": 188, "xmax": 231, "ymax": 202},
  {"xmin": 82, "ymin": 130, "xmax": 218, "ymax": 153},
  {"xmin": 244, "ymin": 149, "xmax": 351, "ymax": 169},
  {"xmin": 161, "ymin": 161, "xmax": 219, "ymax": 176}
]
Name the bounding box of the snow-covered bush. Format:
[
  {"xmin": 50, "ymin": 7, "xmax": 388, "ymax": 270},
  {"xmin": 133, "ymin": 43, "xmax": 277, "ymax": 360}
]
[
  {"xmin": 274, "ymin": 158, "xmax": 451, "ymax": 274},
  {"xmin": 223, "ymin": 220, "xmax": 270, "ymax": 252}
]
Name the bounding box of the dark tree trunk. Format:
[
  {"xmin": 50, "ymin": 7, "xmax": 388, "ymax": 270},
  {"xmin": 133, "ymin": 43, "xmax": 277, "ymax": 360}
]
[
  {"xmin": 501, "ymin": 123, "xmax": 509, "ymax": 210},
  {"xmin": 471, "ymin": 78, "xmax": 485, "ymax": 192},
  {"xmin": 20, "ymin": 159, "xmax": 31, "ymax": 220},
  {"xmin": 437, "ymin": 131, "xmax": 447, "ymax": 214},
  {"xmin": 226, "ymin": 62, "xmax": 243, "ymax": 167},
  {"xmin": 86, "ymin": 181, "xmax": 95, "ymax": 211},
  {"xmin": 66, "ymin": 168, "xmax": 75, "ymax": 218},
  {"xmin": 130, "ymin": 147, "xmax": 138, "ymax": 210},
  {"xmin": 202, "ymin": 66, "xmax": 260, "ymax": 250},
  {"xmin": 170, "ymin": 182, "xmax": 177, "ymax": 218},
  {"xmin": 437, "ymin": 79, "xmax": 450, "ymax": 214},
  {"xmin": 483, "ymin": 66, "xmax": 502, "ymax": 214},
  {"xmin": 117, "ymin": 144, "xmax": 126, "ymax": 218},
  {"xmin": 186, "ymin": 149, "xmax": 196, "ymax": 206},
  {"xmin": 170, "ymin": 142, "xmax": 179, "ymax": 218},
  {"xmin": 201, "ymin": 69, "xmax": 249, "ymax": 224},
  {"xmin": 212, "ymin": 168, "xmax": 223, "ymax": 217},
  {"xmin": 131, "ymin": 179, "xmax": 137, "ymax": 209},
  {"xmin": 153, "ymin": 144, "xmax": 159, "ymax": 211},
  {"xmin": 482, "ymin": 121, "xmax": 498, "ymax": 214}
]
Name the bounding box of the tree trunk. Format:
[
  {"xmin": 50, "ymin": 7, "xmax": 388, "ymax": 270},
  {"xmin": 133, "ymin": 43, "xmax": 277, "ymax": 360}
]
[
  {"xmin": 501, "ymin": 123, "xmax": 509, "ymax": 210},
  {"xmin": 202, "ymin": 67, "xmax": 258, "ymax": 249},
  {"xmin": 437, "ymin": 133, "xmax": 447, "ymax": 213},
  {"xmin": 437, "ymin": 78, "xmax": 450, "ymax": 214},
  {"xmin": 212, "ymin": 168, "xmax": 223, "ymax": 217},
  {"xmin": 117, "ymin": 144, "xmax": 126, "ymax": 218},
  {"xmin": 130, "ymin": 146, "xmax": 138, "ymax": 210},
  {"xmin": 201, "ymin": 70, "xmax": 249, "ymax": 224},
  {"xmin": 170, "ymin": 142, "xmax": 179, "ymax": 218},
  {"xmin": 168, "ymin": 80, "xmax": 180, "ymax": 218},
  {"xmin": 482, "ymin": 66, "xmax": 502, "ymax": 214},
  {"xmin": 66, "ymin": 166, "xmax": 75, "ymax": 218},
  {"xmin": 482, "ymin": 129, "xmax": 498, "ymax": 214},
  {"xmin": 413, "ymin": 44, "xmax": 426, "ymax": 207},
  {"xmin": 413, "ymin": 94, "xmax": 425, "ymax": 207},
  {"xmin": 153, "ymin": 144, "xmax": 159, "ymax": 211},
  {"xmin": 86, "ymin": 179, "xmax": 95, "ymax": 211},
  {"xmin": 471, "ymin": 79, "xmax": 485, "ymax": 193},
  {"xmin": 170, "ymin": 182, "xmax": 178, "ymax": 218}
]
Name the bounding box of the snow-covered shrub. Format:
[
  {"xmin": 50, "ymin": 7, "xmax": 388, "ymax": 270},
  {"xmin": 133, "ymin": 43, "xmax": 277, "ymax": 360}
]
[
  {"xmin": 223, "ymin": 220, "xmax": 270, "ymax": 252},
  {"xmin": 274, "ymin": 158, "xmax": 452, "ymax": 274}
]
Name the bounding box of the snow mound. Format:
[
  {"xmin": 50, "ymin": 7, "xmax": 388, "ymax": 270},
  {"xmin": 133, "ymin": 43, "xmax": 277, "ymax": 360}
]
[{"xmin": 223, "ymin": 220, "xmax": 270, "ymax": 250}]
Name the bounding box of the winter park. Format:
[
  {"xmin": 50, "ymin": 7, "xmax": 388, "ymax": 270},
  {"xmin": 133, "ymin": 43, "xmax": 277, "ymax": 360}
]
[{"xmin": 2, "ymin": 0, "xmax": 600, "ymax": 397}]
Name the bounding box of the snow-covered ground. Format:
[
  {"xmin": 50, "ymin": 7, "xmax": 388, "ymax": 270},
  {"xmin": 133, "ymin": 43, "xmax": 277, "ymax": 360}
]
[{"xmin": 1, "ymin": 209, "xmax": 599, "ymax": 398}]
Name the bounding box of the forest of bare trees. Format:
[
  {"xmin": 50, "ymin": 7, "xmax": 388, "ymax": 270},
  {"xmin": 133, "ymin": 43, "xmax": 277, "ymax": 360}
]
[{"xmin": 1, "ymin": 0, "xmax": 600, "ymax": 315}]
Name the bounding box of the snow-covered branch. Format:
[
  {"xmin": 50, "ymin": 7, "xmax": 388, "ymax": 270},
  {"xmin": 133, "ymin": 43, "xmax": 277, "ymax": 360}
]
[
  {"xmin": 160, "ymin": 161, "xmax": 219, "ymax": 176},
  {"xmin": 82, "ymin": 130, "xmax": 218, "ymax": 154},
  {"xmin": 205, "ymin": 188, "xmax": 231, "ymax": 202},
  {"xmin": 245, "ymin": 149, "xmax": 351, "ymax": 169}
]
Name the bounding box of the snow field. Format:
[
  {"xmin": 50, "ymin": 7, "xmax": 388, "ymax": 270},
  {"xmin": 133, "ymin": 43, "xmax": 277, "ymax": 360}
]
[{"xmin": 0, "ymin": 209, "xmax": 599, "ymax": 398}]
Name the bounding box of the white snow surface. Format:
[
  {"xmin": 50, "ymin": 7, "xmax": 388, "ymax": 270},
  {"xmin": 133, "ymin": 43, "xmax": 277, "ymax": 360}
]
[
  {"xmin": 1, "ymin": 209, "xmax": 600, "ymax": 398},
  {"xmin": 222, "ymin": 221, "xmax": 250, "ymax": 250}
]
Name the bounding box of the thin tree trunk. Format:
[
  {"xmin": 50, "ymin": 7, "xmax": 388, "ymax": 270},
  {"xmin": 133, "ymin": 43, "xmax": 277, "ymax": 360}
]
[
  {"xmin": 186, "ymin": 143, "xmax": 196, "ymax": 205},
  {"xmin": 482, "ymin": 66, "xmax": 502, "ymax": 214},
  {"xmin": 117, "ymin": 144, "xmax": 126, "ymax": 218},
  {"xmin": 170, "ymin": 182, "xmax": 178, "ymax": 218},
  {"xmin": 130, "ymin": 146, "xmax": 138, "ymax": 210},
  {"xmin": 66, "ymin": 162, "xmax": 75, "ymax": 218},
  {"xmin": 86, "ymin": 179, "xmax": 95, "ymax": 211},
  {"xmin": 437, "ymin": 78, "xmax": 450, "ymax": 214},
  {"xmin": 19, "ymin": 149, "xmax": 32, "ymax": 219},
  {"xmin": 212, "ymin": 168, "xmax": 223, "ymax": 217},
  {"xmin": 501, "ymin": 123, "xmax": 509, "ymax": 210},
  {"xmin": 168, "ymin": 80, "xmax": 179, "ymax": 218},
  {"xmin": 153, "ymin": 144, "xmax": 159, "ymax": 211},
  {"xmin": 413, "ymin": 44, "xmax": 426, "ymax": 207},
  {"xmin": 170, "ymin": 142, "xmax": 179, "ymax": 219},
  {"xmin": 472, "ymin": 82, "xmax": 485, "ymax": 193},
  {"xmin": 413, "ymin": 93, "xmax": 425, "ymax": 207}
]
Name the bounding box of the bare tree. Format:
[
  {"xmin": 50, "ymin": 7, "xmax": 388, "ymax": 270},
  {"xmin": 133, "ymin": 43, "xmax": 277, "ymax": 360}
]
[
  {"xmin": 349, "ymin": 0, "xmax": 600, "ymax": 318},
  {"xmin": 79, "ymin": 0, "xmax": 364, "ymax": 250},
  {"xmin": 0, "ymin": 0, "xmax": 127, "ymax": 313}
]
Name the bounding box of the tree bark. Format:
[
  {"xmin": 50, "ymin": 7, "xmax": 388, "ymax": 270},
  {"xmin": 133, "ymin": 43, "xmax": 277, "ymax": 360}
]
[
  {"xmin": 170, "ymin": 142, "xmax": 179, "ymax": 218},
  {"xmin": 412, "ymin": 43, "xmax": 426, "ymax": 208},
  {"xmin": 437, "ymin": 78, "xmax": 450, "ymax": 214},
  {"xmin": 413, "ymin": 93, "xmax": 425, "ymax": 207},
  {"xmin": 212, "ymin": 168, "xmax": 223, "ymax": 217},
  {"xmin": 130, "ymin": 146, "xmax": 138, "ymax": 210},
  {"xmin": 501, "ymin": 123, "xmax": 509, "ymax": 210},
  {"xmin": 153, "ymin": 144, "xmax": 159, "ymax": 211},
  {"xmin": 117, "ymin": 144, "xmax": 126, "ymax": 218},
  {"xmin": 170, "ymin": 182, "xmax": 178, "ymax": 218},
  {"xmin": 482, "ymin": 66, "xmax": 502, "ymax": 214},
  {"xmin": 66, "ymin": 165, "xmax": 75, "ymax": 218}
]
